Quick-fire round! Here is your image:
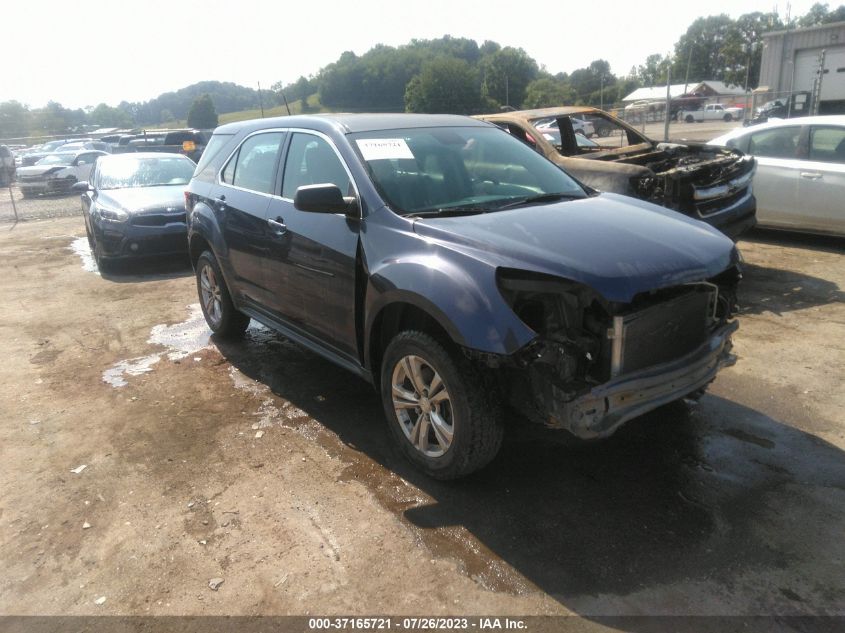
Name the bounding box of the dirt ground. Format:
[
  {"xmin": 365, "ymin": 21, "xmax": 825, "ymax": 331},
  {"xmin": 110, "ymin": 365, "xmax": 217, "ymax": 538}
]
[{"xmin": 0, "ymin": 192, "xmax": 843, "ymax": 626}]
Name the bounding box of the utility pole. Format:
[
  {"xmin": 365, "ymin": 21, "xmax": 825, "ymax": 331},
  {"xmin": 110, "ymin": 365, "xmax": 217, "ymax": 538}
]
[
  {"xmin": 664, "ymin": 64, "xmax": 672, "ymax": 142},
  {"xmin": 742, "ymin": 43, "xmax": 756, "ymax": 125},
  {"xmin": 257, "ymin": 82, "xmax": 265, "ymax": 118}
]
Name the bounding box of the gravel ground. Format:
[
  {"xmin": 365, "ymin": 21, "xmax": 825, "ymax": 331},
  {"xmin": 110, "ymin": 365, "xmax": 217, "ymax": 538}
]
[
  {"xmin": 0, "ymin": 185, "xmax": 82, "ymax": 223},
  {"xmin": 0, "ymin": 215, "xmax": 843, "ymax": 624}
]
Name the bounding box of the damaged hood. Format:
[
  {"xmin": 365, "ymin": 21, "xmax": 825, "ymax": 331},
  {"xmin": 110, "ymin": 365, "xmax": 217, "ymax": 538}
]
[
  {"xmin": 16, "ymin": 165, "xmax": 68, "ymax": 177},
  {"xmin": 412, "ymin": 193, "xmax": 738, "ymax": 303}
]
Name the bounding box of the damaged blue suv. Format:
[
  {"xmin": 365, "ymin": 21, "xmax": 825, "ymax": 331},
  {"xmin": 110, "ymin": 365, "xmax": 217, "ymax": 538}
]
[{"xmin": 186, "ymin": 114, "xmax": 741, "ymax": 479}]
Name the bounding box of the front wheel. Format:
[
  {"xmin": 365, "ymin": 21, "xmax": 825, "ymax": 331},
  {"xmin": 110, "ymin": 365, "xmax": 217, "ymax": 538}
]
[
  {"xmin": 196, "ymin": 251, "xmax": 250, "ymax": 338},
  {"xmin": 91, "ymin": 229, "xmax": 114, "ymax": 273},
  {"xmin": 380, "ymin": 331, "xmax": 503, "ymax": 479},
  {"xmin": 723, "ymin": 113, "xmax": 733, "ymax": 122},
  {"xmin": 685, "ymin": 114, "xmax": 695, "ymax": 123}
]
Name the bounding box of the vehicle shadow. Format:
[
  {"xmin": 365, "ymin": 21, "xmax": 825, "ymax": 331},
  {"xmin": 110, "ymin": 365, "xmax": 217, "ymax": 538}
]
[
  {"xmin": 214, "ymin": 329, "xmax": 845, "ymax": 617},
  {"xmin": 739, "ymin": 262, "xmax": 844, "ymax": 316},
  {"xmin": 98, "ymin": 255, "xmax": 193, "ymax": 283},
  {"xmin": 743, "ymin": 227, "xmax": 845, "ymax": 255}
]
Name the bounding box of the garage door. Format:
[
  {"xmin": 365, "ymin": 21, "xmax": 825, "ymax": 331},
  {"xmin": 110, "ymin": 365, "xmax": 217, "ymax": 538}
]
[{"xmin": 795, "ymin": 46, "xmax": 845, "ymax": 101}]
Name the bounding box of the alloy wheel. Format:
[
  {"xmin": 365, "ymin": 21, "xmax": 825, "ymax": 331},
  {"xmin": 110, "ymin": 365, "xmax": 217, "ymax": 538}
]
[
  {"xmin": 391, "ymin": 354, "xmax": 454, "ymax": 457},
  {"xmin": 199, "ymin": 263, "xmax": 223, "ymax": 328}
]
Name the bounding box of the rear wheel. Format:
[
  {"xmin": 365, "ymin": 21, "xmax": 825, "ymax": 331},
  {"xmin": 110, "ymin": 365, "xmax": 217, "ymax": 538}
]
[
  {"xmin": 685, "ymin": 114, "xmax": 695, "ymax": 123},
  {"xmin": 196, "ymin": 250, "xmax": 250, "ymax": 338},
  {"xmin": 723, "ymin": 113, "xmax": 733, "ymax": 122},
  {"xmin": 380, "ymin": 331, "xmax": 503, "ymax": 479}
]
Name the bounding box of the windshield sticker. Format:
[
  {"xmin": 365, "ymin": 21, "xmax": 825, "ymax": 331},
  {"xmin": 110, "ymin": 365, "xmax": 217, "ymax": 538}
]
[{"xmin": 356, "ymin": 138, "xmax": 414, "ymax": 161}]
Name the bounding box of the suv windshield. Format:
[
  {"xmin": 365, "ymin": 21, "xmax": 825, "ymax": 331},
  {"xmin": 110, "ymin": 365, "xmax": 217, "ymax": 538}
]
[
  {"xmin": 97, "ymin": 156, "xmax": 195, "ymax": 189},
  {"xmin": 349, "ymin": 126, "xmax": 585, "ymax": 215}
]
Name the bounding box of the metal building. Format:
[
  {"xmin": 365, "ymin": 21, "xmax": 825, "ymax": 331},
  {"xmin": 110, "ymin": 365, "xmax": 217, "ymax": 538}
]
[{"xmin": 757, "ymin": 21, "xmax": 845, "ymax": 114}]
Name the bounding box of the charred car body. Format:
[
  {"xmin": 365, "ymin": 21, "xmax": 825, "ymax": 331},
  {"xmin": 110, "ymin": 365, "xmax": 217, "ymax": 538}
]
[
  {"xmin": 477, "ymin": 107, "xmax": 757, "ymax": 240},
  {"xmin": 186, "ymin": 114, "xmax": 741, "ymax": 479}
]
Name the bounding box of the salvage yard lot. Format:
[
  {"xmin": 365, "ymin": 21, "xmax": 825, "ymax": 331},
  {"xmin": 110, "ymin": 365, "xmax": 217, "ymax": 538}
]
[{"xmin": 1, "ymin": 189, "xmax": 844, "ymax": 620}]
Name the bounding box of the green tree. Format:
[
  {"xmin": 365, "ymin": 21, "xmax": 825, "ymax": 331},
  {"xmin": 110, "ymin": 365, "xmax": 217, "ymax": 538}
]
[
  {"xmin": 90, "ymin": 103, "xmax": 133, "ymax": 128},
  {"xmin": 672, "ymin": 15, "xmax": 735, "ymax": 83},
  {"xmin": 31, "ymin": 101, "xmax": 75, "ymax": 134},
  {"xmin": 637, "ymin": 54, "xmax": 671, "ymax": 86},
  {"xmin": 479, "ymin": 47, "xmax": 538, "ymax": 108},
  {"xmin": 522, "ymin": 77, "xmax": 575, "ymax": 108},
  {"xmin": 0, "ymin": 101, "xmax": 32, "ymax": 137},
  {"xmin": 720, "ymin": 12, "xmax": 782, "ymax": 88},
  {"xmin": 404, "ymin": 58, "xmax": 482, "ymax": 114},
  {"xmin": 798, "ymin": 2, "xmax": 832, "ymax": 26},
  {"xmin": 187, "ymin": 94, "xmax": 218, "ymax": 129},
  {"xmin": 568, "ymin": 60, "xmax": 616, "ymax": 104}
]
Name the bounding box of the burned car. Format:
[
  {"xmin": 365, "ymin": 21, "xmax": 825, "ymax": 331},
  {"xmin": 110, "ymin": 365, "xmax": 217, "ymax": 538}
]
[
  {"xmin": 187, "ymin": 114, "xmax": 741, "ymax": 479},
  {"xmin": 477, "ymin": 107, "xmax": 757, "ymax": 239}
]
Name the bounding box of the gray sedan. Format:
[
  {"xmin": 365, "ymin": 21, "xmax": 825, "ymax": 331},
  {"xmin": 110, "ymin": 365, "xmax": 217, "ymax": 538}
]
[{"xmin": 709, "ymin": 115, "xmax": 845, "ymax": 236}]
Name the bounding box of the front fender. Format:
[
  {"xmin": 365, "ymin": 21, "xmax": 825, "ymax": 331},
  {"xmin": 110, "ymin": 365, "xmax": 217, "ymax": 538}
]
[{"xmin": 364, "ymin": 253, "xmax": 537, "ymax": 364}]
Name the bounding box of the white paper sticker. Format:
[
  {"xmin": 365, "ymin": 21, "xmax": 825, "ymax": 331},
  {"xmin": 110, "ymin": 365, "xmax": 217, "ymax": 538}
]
[{"xmin": 356, "ymin": 138, "xmax": 415, "ymax": 161}]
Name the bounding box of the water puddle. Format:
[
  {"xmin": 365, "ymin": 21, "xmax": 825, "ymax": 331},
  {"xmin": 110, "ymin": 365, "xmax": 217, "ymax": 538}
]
[
  {"xmin": 148, "ymin": 304, "xmax": 212, "ymax": 360},
  {"xmin": 103, "ymin": 304, "xmax": 268, "ymax": 388},
  {"xmin": 68, "ymin": 237, "xmax": 99, "ymax": 275},
  {"xmin": 103, "ymin": 304, "xmax": 218, "ymax": 387}
]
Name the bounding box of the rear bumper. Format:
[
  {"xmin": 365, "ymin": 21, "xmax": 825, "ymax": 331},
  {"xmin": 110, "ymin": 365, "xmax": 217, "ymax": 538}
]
[{"xmin": 547, "ymin": 321, "xmax": 738, "ymax": 439}]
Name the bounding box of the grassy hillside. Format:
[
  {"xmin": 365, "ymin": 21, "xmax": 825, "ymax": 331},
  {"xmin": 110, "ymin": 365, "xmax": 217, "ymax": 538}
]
[
  {"xmin": 218, "ymin": 94, "xmax": 328, "ymax": 125},
  {"xmin": 146, "ymin": 95, "xmax": 329, "ymax": 130}
]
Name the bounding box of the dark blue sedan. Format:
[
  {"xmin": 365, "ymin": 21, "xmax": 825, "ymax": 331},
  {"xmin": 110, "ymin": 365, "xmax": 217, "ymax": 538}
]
[{"xmin": 75, "ymin": 153, "xmax": 196, "ymax": 271}]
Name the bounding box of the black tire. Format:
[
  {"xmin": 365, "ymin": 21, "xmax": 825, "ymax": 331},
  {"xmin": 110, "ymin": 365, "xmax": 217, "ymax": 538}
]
[
  {"xmin": 380, "ymin": 331, "xmax": 503, "ymax": 479},
  {"xmin": 84, "ymin": 221, "xmax": 94, "ymax": 250},
  {"xmin": 597, "ymin": 125, "xmax": 611, "ymax": 138},
  {"xmin": 20, "ymin": 189, "xmax": 33, "ymax": 199},
  {"xmin": 91, "ymin": 230, "xmax": 114, "ymax": 273},
  {"xmin": 685, "ymin": 114, "xmax": 695, "ymax": 123},
  {"xmin": 723, "ymin": 113, "xmax": 732, "ymax": 122},
  {"xmin": 196, "ymin": 250, "xmax": 250, "ymax": 338}
]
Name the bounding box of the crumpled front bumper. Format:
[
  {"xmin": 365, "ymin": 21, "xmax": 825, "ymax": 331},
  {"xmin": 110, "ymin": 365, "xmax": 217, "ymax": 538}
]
[{"xmin": 548, "ymin": 321, "xmax": 738, "ymax": 439}]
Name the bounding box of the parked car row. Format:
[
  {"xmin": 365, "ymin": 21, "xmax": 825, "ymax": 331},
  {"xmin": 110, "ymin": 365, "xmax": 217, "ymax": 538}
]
[{"xmin": 6, "ymin": 129, "xmax": 208, "ymax": 198}]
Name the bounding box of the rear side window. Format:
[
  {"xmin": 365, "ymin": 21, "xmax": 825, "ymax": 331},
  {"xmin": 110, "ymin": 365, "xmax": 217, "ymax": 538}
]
[
  {"xmin": 809, "ymin": 126, "xmax": 845, "ymax": 163},
  {"xmin": 281, "ymin": 133, "xmax": 351, "ymax": 199},
  {"xmin": 195, "ymin": 133, "xmax": 233, "ymax": 177},
  {"xmin": 748, "ymin": 127, "xmax": 802, "ymax": 159},
  {"xmin": 222, "ymin": 132, "xmax": 284, "ymax": 194}
]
